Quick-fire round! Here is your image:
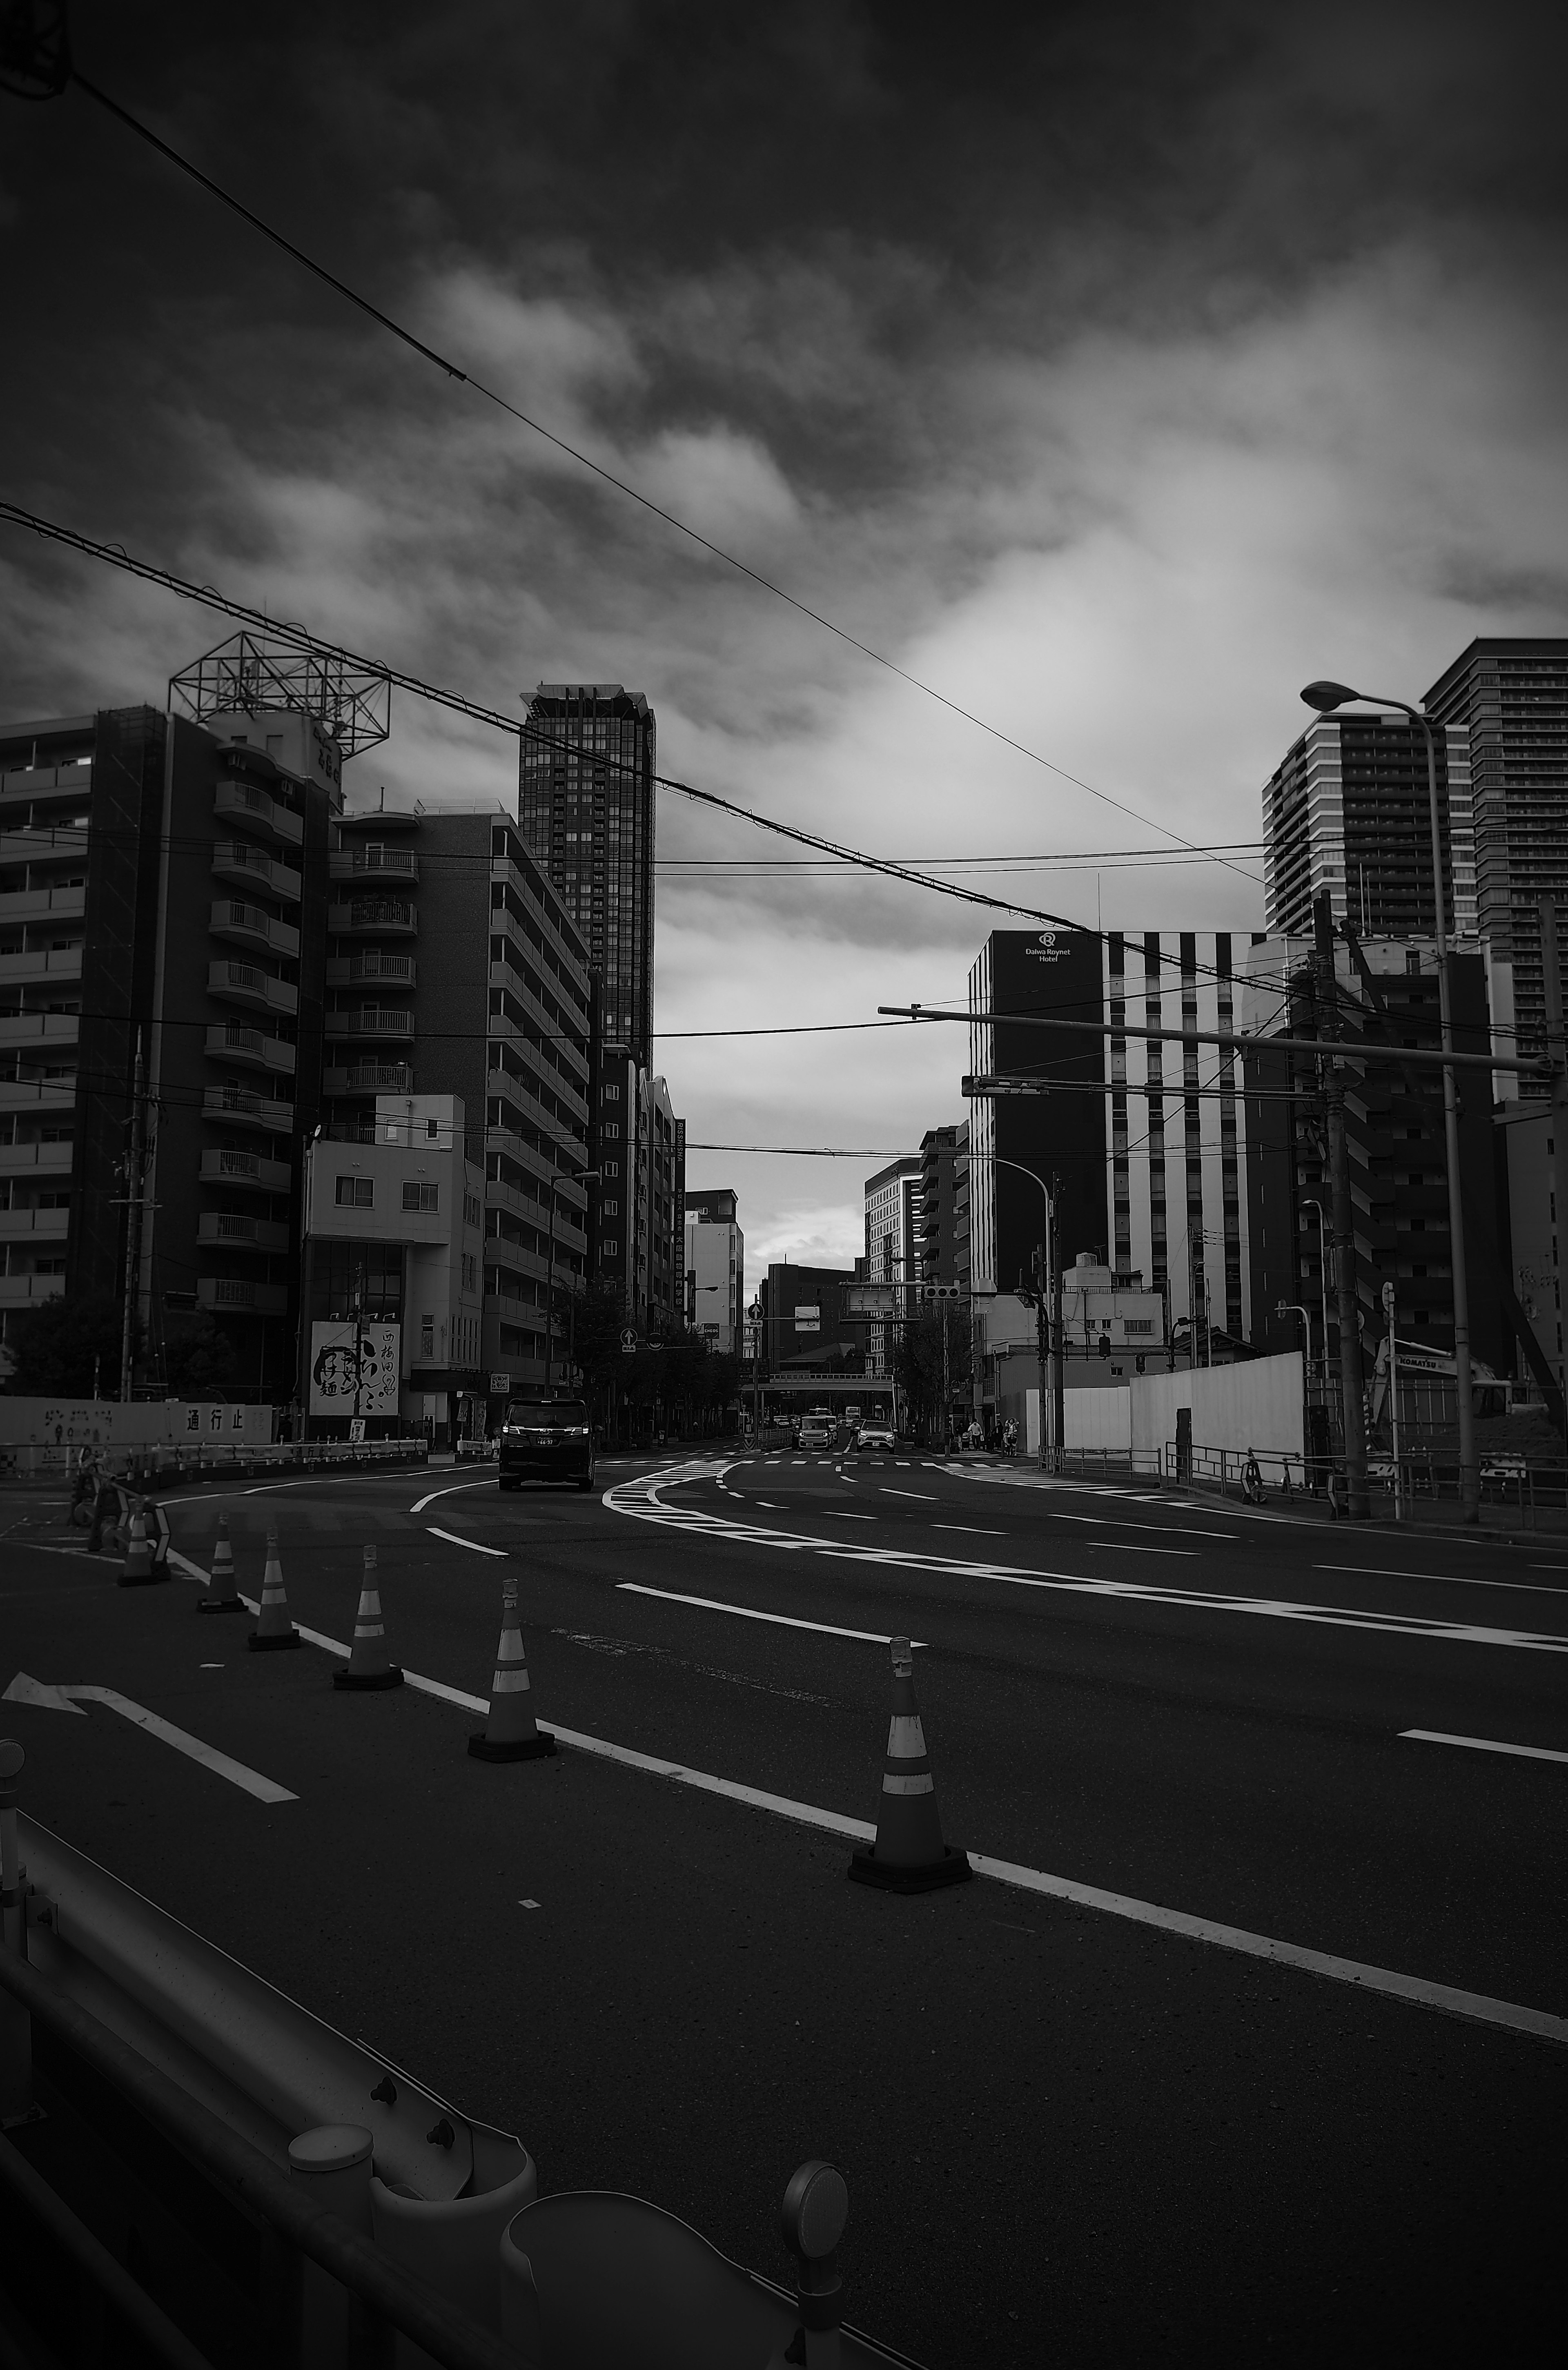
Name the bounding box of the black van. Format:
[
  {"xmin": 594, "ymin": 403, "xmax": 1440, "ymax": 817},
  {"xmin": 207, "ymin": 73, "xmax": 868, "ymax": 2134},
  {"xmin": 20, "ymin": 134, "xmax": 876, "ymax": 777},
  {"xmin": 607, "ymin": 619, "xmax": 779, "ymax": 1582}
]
[{"xmin": 498, "ymin": 1397, "xmax": 595, "ymax": 1492}]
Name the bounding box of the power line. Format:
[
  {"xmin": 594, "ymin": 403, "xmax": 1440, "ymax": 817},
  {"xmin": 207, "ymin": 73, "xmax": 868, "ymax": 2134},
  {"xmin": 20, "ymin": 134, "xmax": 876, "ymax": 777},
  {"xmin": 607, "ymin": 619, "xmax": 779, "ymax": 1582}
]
[
  {"xmin": 0, "ymin": 498, "xmax": 1263, "ymax": 995},
  {"xmin": 60, "ymin": 67, "xmax": 1264, "ymax": 891}
]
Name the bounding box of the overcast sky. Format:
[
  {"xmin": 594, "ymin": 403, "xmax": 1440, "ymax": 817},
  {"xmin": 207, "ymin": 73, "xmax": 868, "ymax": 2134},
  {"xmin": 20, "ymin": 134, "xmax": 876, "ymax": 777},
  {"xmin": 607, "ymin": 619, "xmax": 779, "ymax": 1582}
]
[{"xmin": 4, "ymin": 0, "xmax": 1566, "ymax": 1273}]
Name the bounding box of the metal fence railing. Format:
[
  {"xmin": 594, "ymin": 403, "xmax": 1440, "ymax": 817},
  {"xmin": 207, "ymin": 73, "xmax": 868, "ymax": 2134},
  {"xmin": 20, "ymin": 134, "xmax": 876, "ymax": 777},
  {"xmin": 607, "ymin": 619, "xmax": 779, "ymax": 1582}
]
[
  {"xmin": 1160, "ymin": 1440, "xmax": 1568, "ymax": 1527},
  {"xmin": 1, "ymin": 1437, "xmax": 430, "ymax": 1486}
]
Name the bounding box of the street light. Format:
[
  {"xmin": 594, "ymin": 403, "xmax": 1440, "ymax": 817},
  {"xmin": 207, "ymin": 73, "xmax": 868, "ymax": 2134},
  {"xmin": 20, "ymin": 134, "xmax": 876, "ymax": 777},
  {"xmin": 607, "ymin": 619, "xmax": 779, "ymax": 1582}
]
[
  {"xmin": 1301, "ymin": 679, "xmax": 1478, "ymax": 1519},
  {"xmin": 978, "ymin": 1152, "xmax": 1055, "ymax": 1468},
  {"xmin": 543, "ymin": 1162, "xmax": 599, "ymax": 1392}
]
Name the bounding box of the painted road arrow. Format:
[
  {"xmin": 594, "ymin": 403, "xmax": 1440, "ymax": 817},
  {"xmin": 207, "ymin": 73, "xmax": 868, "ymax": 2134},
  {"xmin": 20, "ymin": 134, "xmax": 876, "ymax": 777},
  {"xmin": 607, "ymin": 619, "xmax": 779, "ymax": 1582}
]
[{"xmin": 2, "ymin": 1673, "xmax": 297, "ymax": 1804}]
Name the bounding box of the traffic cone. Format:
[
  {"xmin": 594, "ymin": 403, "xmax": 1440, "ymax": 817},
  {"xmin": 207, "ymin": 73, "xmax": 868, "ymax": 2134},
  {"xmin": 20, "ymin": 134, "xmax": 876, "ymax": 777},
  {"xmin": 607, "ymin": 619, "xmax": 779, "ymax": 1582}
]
[
  {"xmin": 333, "ymin": 1546, "xmax": 404, "ymax": 1691},
  {"xmin": 199, "ymin": 1512, "xmax": 243, "ymax": 1614},
  {"xmin": 116, "ymin": 1508, "xmax": 159, "ymax": 1588},
  {"xmin": 248, "ymin": 1529, "xmax": 301, "ymax": 1652},
  {"xmin": 468, "ymin": 1577, "xmax": 556, "ymax": 1761},
  {"xmin": 848, "ymin": 1637, "xmax": 971, "ymax": 1892}
]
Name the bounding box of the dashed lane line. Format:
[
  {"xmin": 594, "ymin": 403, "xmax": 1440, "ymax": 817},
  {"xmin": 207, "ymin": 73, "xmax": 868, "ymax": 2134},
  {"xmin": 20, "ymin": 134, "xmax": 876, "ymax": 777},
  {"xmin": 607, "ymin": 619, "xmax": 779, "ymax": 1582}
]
[
  {"xmin": 880, "ymin": 1488, "xmax": 938, "ymax": 1502},
  {"xmin": 1401, "ymin": 1728, "xmax": 1568, "ymax": 1766},
  {"xmin": 615, "ymin": 1581, "xmax": 927, "ymax": 1648},
  {"xmin": 411, "ymin": 1476, "xmax": 499, "ymax": 1513}
]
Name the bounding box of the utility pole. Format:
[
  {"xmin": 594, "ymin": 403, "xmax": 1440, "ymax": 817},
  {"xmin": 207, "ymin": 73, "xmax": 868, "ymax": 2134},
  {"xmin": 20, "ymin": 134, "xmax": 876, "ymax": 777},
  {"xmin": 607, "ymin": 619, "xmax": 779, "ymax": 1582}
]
[
  {"xmin": 118, "ymin": 1028, "xmax": 149, "ymax": 1404},
  {"xmin": 1541, "ymin": 899, "xmax": 1568, "ymax": 1462},
  {"xmin": 1314, "ymin": 893, "xmax": 1370, "ymax": 1518},
  {"xmin": 1050, "ymin": 1171, "xmax": 1064, "ymax": 1469},
  {"xmin": 1031, "ymin": 1244, "xmax": 1049, "ymax": 1470}
]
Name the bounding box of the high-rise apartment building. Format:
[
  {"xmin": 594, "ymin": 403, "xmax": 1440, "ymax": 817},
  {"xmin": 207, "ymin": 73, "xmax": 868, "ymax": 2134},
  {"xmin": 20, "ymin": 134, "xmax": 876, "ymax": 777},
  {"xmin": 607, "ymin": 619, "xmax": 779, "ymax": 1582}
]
[
  {"xmin": 968, "ymin": 927, "xmax": 1263, "ymax": 1347},
  {"xmin": 918, "ymin": 1123, "xmax": 970, "ymax": 1288},
  {"xmin": 519, "ymin": 684, "xmax": 656, "ymax": 1069},
  {"xmin": 684, "ymin": 1186, "xmax": 744, "ymax": 1352},
  {"xmin": 1423, "ymin": 637, "xmax": 1568, "ymax": 1096},
  {"xmin": 590, "ymin": 1044, "xmax": 684, "ymax": 1335},
  {"xmin": 1263, "ymin": 711, "xmax": 1476, "ymax": 942}
]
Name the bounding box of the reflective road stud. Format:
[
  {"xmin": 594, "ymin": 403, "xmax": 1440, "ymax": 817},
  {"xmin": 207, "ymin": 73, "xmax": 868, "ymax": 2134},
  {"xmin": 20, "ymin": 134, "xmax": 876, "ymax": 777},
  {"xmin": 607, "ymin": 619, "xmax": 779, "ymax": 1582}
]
[
  {"xmin": 848, "ymin": 1636, "xmax": 972, "ymax": 1892},
  {"xmin": 248, "ymin": 1529, "xmax": 302, "ymax": 1652},
  {"xmin": 469, "ymin": 1577, "xmax": 557, "ymax": 1762},
  {"xmin": 333, "ymin": 1546, "xmax": 404, "ymax": 1691}
]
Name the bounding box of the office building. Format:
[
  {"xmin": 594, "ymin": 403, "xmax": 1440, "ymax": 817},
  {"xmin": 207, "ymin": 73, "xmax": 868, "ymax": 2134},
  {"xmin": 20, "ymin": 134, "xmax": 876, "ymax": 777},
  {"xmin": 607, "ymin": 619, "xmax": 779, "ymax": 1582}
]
[
  {"xmin": 1239, "ymin": 933, "xmax": 1509, "ymax": 1383},
  {"xmin": 684, "ymin": 1186, "xmax": 744, "ymax": 1352},
  {"xmin": 760, "ymin": 1262, "xmax": 869, "ymax": 1374},
  {"xmin": 592, "ymin": 1045, "xmax": 684, "ymax": 1336},
  {"xmin": 918, "ymin": 1123, "xmax": 970, "ymax": 1289},
  {"xmin": 863, "ymin": 1154, "xmax": 920, "ymax": 1374},
  {"xmin": 968, "ymin": 927, "xmax": 1263, "ymax": 1347},
  {"xmin": 1263, "ymin": 711, "xmax": 1477, "ymax": 944},
  {"xmin": 519, "ymin": 684, "xmax": 656, "ymax": 1070},
  {"xmin": 1423, "ymin": 637, "xmax": 1568, "ymax": 1098}
]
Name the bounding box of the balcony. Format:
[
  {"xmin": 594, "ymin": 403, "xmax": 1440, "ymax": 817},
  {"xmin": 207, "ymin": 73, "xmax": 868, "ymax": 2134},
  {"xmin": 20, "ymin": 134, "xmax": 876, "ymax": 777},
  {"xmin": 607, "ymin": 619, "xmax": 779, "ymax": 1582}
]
[
  {"xmin": 0, "ymin": 1272, "xmax": 66, "ymax": 1310},
  {"xmin": 196, "ymin": 1276, "xmax": 289, "ymax": 1316},
  {"xmin": 0, "ymin": 1205, "xmax": 70, "ymax": 1242},
  {"xmin": 211, "ymin": 840, "xmax": 302, "ymax": 904},
  {"xmin": 0, "ymin": 761, "xmax": 94, "ymax": 809},
  {"xmin": 324, "ymin": 952, "xmax": 416, "ymax": 989},
  {"xmin": 214, "ymin": 776, "xmax": 303, "ymax": 848},
  {"xmin": 199, "ymin": 1147, "xmax": 291, "ymax": 1193},
  {"xmin": 0, "ymin": 825, "xmax": 91, "ymax": 868},
  {"xmin": 0, "ymin": 946, "xmax": 82, "ymax": 986},
  {"xmin": 207, "ymin": 958, "xmax": 299, "ymax": 1019},
  {"xmin": 0, "ymin": 884, "xmax": 86, "ymax": 925},
  {"xmin": 324, "ymin": 1007, "xmax": 414, "ymax": 1043},
  {"xmin": 327, "ymin": 897, "xmax": 416, "ymax": 937},
  {"xmin": 204, "ymin": 1021, "xmax": 296, "ymax": 1077},
  {"xmin": 196, "ymin": 1212, "xmax": 291, "ymax": 1254},
  {"xmin": 322, "ymin": 1062, "xmax": 413, "ymax": 1097},
  {"xmin": 0, "ymin": 1080, "xmax": 77, "ymax": 1117},
  {"xmin": 329, "ymin": 846, "xmax": 418, "ymax": 886},
  {"xmin": 202, "ymin": 1084, "xmax": 293, "ymax": 1133},
  {"xmin": 0, "ymin": 1140, "xmax": 71, "ymax": 1180},
  {"xmin": 209, "ymin": 898, "xmax": 301, "ymax": 958},
  {"xmin": 0, "ymin": 1012, "xmax": 78, "ymax": 1051}
]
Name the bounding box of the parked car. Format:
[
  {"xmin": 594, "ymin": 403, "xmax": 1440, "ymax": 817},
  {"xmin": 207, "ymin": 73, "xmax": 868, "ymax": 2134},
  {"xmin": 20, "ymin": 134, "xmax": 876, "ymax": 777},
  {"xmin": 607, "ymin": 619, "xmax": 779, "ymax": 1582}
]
[
  {"xmin": 855, "ymin": 1421, "xmax": 897, "ymax": 1451},
  {"xmin": 499, "ymin": 1396, "xmax": 595, "ymax": 1491}
]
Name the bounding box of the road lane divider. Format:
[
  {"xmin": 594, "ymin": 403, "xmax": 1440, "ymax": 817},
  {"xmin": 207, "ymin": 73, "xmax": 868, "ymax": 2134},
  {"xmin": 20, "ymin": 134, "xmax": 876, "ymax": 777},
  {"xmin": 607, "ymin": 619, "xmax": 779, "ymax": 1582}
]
[
  {"xmin": 469, "ymin": 1576, "xmax": 556, "ymax": 1762},
  {"xmin": 615, "ymin": 1582, "xmax": 927, "ymax": 1648},
  {"xmin": 1400, "ymin": 1729, "xmax": 1568, "ymax": 1766},
  {"xmin": 427, "ymin": 1526, "xmax": 508, "ymax": 1557},
  {"xmin": 410, "ymin": 1476, "xmax": 497, "ymax": 1514},
  {"xmin": 847, "ymin": 1637, "xmax": 971, "ymax": 1894},
  {"xmin": 1319, "ymin": 1563, "xmax": 1568, "ymax": 1599},
  {"xmin": 248, "ymin": 1530, "xmax": 301, "ymax": 1653},
  {"xmin": 333, "ymin": 1545, "xmax": 404, "ymax": 1693},
  {"xmin": 202, "ymin": 1513, "xmax": 243, "ymax": 1614},
  {"xmin": 3, "ymin": 1674, "xmax": 296, "ymax": 1804},
  {"xmin": 880, "ymin": 1488, "xmax": 937, "ymax": 1502}
]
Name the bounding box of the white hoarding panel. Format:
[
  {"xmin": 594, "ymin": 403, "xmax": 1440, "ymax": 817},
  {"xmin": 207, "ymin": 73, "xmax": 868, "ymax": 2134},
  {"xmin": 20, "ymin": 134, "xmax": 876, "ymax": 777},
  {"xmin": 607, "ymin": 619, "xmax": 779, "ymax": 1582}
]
[{"xmin": 309, "ymin": 1323, "xmax": 401, "ymax": 1417}]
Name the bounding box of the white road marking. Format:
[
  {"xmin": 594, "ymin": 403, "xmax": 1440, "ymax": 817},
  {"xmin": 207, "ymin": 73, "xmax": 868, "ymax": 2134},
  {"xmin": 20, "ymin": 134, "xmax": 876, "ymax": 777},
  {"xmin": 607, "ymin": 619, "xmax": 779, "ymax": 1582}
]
[
  {"xmin": 822, "ymin": 1511, "xmax": 877, "ymax": 1521},
  {"xmin": 2, "ymin": 1675, "xmax": 296, "ymax": 1804},
  {"xmin": 934, "ymin": 1524, "xmax": 1005, "ymax": 1536},
  {"xmin": 1401, "ymin": 1728, "xmax": 1568, "ymax": 1766},
  {"xmin": 616, "ymin": 1581, "xmax": 925, "ymax": 1647},
  {"xmin": 426, "ymin": 1526, "xmax": 508, "ymax": 1557},
  {"xmin": 1078, "ymin": 1540, "xmax": 1196, "ymax": 1557},
  {"xmin": 1318, "ymin": 1563, "xmax": 1568, "ymax": 1599},
  {"xmin": 756, "ymin": 1501, "xmax": 784, "ymax": 1509},
  {"xmin": 881, "ymin": 1488, "xmax": 938, "ymax": 1501},
  {"xmin": 1041, "ymin": 1510, "xmax": 1235, "ymax": 1541},
  {"xmin": 411, "ymin": 1477, "xmax": 498, "ymax": 1513},
  {"xmin": 236, "ymin": 1468, "xmax": 427, "ymax": 1498}
]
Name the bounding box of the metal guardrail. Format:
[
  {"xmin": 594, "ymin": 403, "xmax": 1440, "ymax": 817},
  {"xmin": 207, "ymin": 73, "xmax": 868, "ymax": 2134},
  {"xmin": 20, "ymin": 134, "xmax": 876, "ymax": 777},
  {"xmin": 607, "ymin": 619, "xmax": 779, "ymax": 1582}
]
[
  {"xmin": 0, "ymin": 1947, "xmax": 518, "ymax": 2370},
  {"xmin": 2, "ymin": 1438, "xmax": 430, "ymax": 1484}
]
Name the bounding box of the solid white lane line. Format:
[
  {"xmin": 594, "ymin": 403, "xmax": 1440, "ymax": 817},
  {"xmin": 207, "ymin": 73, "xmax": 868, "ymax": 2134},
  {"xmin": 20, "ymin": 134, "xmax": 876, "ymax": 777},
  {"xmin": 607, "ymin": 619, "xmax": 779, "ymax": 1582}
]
[
  {"xmin": 178, "ymin": 1616, "xmax": 1562, "ymax": 2047},
  {"xmin": 426, "ymin": 1526, "xmax": 508, "ymax": 1557},
  {"xmin": 64, "ymin": 1686, "xmax": 296, "ymax": 1804},
  {"xmin": 616, "ymin": 1581, "xmax": 926, "ymax": 1647},
  {"xmin": 756, "ymin": 1501, "xmax": 784, "ymax": 1510},
  {"xmin": 1044, "ymin": 1510, "xmax": 1236, "ymax": 1541},
  {"xmin": 1401, "ymin": 1728, "xmax": 1568, "ymax": 1766},
  {"xmin": 934, "ymin": 1524, "xmax": 1005, "ymax": 1537},
  {"xmin": 881, "ymin": 1488, "xmax": 937, "ymax": 1501},
  {"xmin": 411, "ymin": 1476, "xmax": 498, "ymax": 1513},
  {"xmin": 1318, "ymin": 1563, "xmax": 1568, "ymax": 1599},
  {"xmin": 238, "ymin": 1468, "xmax": 428, "ymax": 1498},
  {"xmin": 822, "ymin": 1511, "xmax": 877, "ymax": 1521},
  {"xmin": 1079, "ymin": 1540, "xmax": 1196, "ymax": 1558}
]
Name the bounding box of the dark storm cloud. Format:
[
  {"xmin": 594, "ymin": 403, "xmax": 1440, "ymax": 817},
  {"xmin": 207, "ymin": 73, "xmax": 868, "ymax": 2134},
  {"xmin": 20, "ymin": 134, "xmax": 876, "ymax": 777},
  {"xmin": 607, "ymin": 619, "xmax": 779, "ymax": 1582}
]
[{"xmin": 2, "ymin": 0, "xmax": 1565, "ymax": 1264}]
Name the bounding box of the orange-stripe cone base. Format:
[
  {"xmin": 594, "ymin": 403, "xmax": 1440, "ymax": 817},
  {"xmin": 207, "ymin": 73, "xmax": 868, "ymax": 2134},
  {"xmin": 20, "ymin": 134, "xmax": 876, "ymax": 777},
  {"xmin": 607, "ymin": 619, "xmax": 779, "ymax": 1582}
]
[
  {"xmin": 469, "ymin": 1579, "xmax": 555, "ymax": 1762},
  {"xmin": 334, "ymin": 1546, "xmax": 404, "ymax": 1691},
  {"xmin": 248, "ymin": 1530, "xmax": 301, "ymax": 1652},
  {"xmin": 117, "ymin": 1509, "xmax": 160, "ymax": 1588},
  {"xmin": 199, "ymin": 1512, "xmax": 244, "ymax": 1614},
  {"xmin": 848, "ymin": 1637, "xmax": 971, "ymax": 1893}
]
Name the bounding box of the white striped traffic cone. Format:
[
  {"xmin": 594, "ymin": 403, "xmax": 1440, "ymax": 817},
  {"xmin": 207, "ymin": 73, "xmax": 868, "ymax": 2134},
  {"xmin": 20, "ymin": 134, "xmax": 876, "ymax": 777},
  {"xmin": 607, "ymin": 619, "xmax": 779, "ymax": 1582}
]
[
  {"xmin": 200, "ymin": 1511, "xmax": 243, "ymax": 1614},
  {"xmin": 248, "ymin": 1529, "xmax": 301, "ymax": 1652},
  {"xmin": 116, "ymin": 1507, "xmax": 158, "ymax": 1588},
  {"xmin": 333, "ymin": 1546, "xmax": 404, "ymax": 1691},
  {"xmin": 468, "ymin": 1577, "xmax": 555, "ymax": 1762},
  {"xmin": 849, "ymin": 1637, "xmax": 971, "ymax": 1892}
]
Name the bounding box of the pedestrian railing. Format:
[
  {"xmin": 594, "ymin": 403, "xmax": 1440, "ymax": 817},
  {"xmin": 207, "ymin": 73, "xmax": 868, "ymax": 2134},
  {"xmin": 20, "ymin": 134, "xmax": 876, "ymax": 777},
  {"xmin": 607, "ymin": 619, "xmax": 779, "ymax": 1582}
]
[{"xmin": 3, "ymin": 1437, "xmax": 429, "ymax": 1486}]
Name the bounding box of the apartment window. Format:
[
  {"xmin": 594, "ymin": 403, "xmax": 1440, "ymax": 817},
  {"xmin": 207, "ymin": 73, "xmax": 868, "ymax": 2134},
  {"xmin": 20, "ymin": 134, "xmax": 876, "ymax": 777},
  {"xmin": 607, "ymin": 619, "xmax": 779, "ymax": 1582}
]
[
  {"xmin": 426, "ymin": 1119, "xmax": 440, "ymax": 1141},
  {"xmin": 602, "ymin": 1239, "xmax": 619, "ymax": 1256},
  {"xmin": 1124, "ymin": 1318, "xmax": 1154, "ymax": 1336},
  {"xmin": 421, "ymin": 1315, "xmax": 434, "ymax": 1356},
  {"xmin": 603, "ymin": 1123, "xmax": 621, "ymax": 1141},
  {"xmin": 601, "ymin": 1199, "xmax": 619, "ymax": 1216},
  {"xmin": 461, "ymin": 1252, "xmax": 478, "ymax": 1291},
  {"xmin": 335, "ymin": 1176, "xmax": 374, "ymax": 1208},
  {"xmin": 603, "ymin": 1083, "xmax": 621, "ymax": 1100},
  {"xmin": 463, "ymin": 1190, "xmax": 481, "ymax": 1228},
  {"xmin": 402, "ymin": 1181, "xmax": 439, "ymax": 1213}
]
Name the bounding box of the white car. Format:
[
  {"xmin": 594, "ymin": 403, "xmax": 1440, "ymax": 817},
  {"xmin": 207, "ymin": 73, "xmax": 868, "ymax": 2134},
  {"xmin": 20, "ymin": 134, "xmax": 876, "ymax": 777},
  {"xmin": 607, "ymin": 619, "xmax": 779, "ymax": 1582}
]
[{"xmin": 855, "ymin": 1423, "xmax": 896, "ymax": 1451}]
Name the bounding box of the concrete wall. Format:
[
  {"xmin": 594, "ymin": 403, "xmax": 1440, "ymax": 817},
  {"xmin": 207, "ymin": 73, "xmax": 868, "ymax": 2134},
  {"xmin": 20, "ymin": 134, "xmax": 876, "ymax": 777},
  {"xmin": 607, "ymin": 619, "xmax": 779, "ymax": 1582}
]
[
  {"xmin": 1130, "ymin": 1351, "xmax": 1304, "ymax": 1460},
  {"xmin": 1064, "ymin": 1385, "xmax": 1132, "ymax": 1451}
]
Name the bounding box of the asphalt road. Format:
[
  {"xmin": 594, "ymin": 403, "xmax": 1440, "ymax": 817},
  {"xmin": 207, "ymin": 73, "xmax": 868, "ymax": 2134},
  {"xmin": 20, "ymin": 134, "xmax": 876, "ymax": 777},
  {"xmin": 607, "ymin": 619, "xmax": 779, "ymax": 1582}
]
[{"xmin": 4, "ymin": 1440, "xmax": 1566, "ymax": 2366}]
